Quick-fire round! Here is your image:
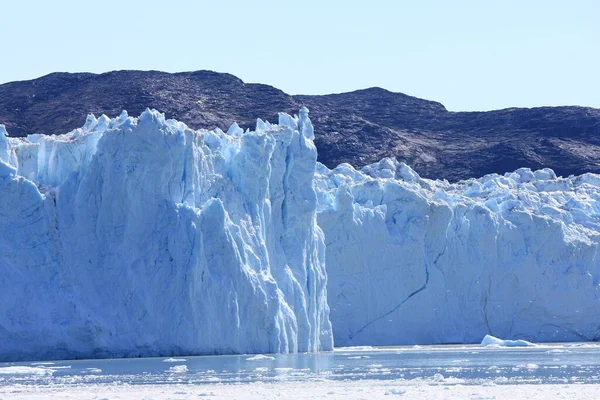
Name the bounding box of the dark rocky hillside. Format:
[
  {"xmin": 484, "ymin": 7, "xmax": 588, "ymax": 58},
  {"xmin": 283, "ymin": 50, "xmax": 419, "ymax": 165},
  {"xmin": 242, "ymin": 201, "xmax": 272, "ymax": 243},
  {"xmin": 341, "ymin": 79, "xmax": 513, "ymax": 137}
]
[{"xmin": 1, "ymin": 70, "xmax": 599, "ymax": 181}]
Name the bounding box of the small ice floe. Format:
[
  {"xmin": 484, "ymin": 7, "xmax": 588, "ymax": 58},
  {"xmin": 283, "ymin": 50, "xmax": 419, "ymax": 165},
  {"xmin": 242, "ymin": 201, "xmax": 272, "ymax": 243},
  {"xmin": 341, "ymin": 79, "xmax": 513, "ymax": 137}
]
[
  {"xmin": 335, "ymin": 346, "xmax": 374, "ymax": 352},
  {"xmin": 546, "ymin": 349, "xmax": 571, "ymax": 354},
  {"xmin": 162, "ymin": 358, "xmax": 187, "ymax": 363},
  {"xmin": 432, "ymin": 373, "xmax": 445, "ymax": 382},
  {"xmin": 274, "ymin": 367, "xmax": 294, "ymax": 373},
  {"xmin": 168, "ymin": 365, "xmax": 188, "ymax": 373},
  {"xmin": 480, "ymin": 334, "xmax": 536, "ymax": 347},
  {"xmin": 246, "ymin": 354, "xmax": 275, "ymax": 361},
  {"xmin": 515, "ymin": 363, "xmax": 539, "ymax": 370},
  {"xmin": 0, "ymin": 366, "xmax": 54, "ymax": 375},
  {"xmin": 385, "ymin": 388, "xmax": 406, "ymax": 395}
]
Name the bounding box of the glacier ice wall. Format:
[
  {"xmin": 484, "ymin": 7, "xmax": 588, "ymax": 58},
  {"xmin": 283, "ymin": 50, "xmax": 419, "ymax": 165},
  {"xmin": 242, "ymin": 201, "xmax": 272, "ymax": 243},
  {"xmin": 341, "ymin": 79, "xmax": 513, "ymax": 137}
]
[
  {"xmin": 2, "ymin": 108, "xmax": 600, "ymax": 358},
  {"xmin": 317, "ymin": 159, "xmax": 600, "ymax": 346},
  {"xmin": 0, "ymin": 109, "xmax": 333, "ymax": 361}
]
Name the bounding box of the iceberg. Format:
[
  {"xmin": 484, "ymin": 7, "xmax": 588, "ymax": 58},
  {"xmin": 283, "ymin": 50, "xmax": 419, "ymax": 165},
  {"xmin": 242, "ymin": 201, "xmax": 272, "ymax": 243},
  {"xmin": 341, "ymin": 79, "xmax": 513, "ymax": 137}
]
[
  {"xmin": 0, "ymin": 109, "xmax": 333, "ymax": 361},
  {"xmin": 316, "ymin": 158, "xmax": 600, "ymax": 346}
]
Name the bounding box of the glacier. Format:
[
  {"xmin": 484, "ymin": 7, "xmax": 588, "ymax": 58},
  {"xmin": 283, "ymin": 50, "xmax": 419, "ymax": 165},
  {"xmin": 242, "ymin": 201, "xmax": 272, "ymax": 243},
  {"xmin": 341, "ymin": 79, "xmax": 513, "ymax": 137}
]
[
  {"xmin": 316, "ymin": 158, "xmax": 600, "ymax": 346},
  {"xmin": 1, "ymin": 108, "xmax": 600, "ymax": 361},
  {"xmin": 0, "ymin": 108, "xmax": 333, "ymax": 361}
]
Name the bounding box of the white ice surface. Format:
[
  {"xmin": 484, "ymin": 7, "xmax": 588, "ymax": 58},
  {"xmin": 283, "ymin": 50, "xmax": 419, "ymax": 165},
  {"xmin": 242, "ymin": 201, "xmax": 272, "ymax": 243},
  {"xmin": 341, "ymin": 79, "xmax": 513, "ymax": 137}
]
[
  {"xmin": 2, "ymin": 381, "xmax": 598, "ymax": 400},
  {"xmin": 0, "ymin": 109, "xmax": 332, "ymax": 361},
  {"xmin": 316, "ymin": 158, "xmax": 600, "ymax": 346}
]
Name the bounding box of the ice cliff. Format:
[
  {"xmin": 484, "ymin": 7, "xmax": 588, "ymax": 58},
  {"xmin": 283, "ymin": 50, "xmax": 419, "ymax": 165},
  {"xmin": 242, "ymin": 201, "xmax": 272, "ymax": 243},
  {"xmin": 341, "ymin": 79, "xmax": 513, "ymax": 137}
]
[
  {"xmin": 317, "ymin": 159, "xmax": 600, "ymax": 346},
  {"xmin": 0, "ymin": 109, "xmax": 333, "ymax": 361},
  {"xmin": 2, "ymin": 109, "xmax": 600, "ymax": 362}
]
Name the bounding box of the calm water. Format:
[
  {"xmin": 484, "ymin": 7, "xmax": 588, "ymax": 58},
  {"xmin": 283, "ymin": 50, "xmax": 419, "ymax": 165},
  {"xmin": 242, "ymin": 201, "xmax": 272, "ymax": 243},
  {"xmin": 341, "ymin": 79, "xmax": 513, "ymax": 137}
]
[{"xmin": 1, "ymin": 344, "xmax": 600, "ymax": 387}]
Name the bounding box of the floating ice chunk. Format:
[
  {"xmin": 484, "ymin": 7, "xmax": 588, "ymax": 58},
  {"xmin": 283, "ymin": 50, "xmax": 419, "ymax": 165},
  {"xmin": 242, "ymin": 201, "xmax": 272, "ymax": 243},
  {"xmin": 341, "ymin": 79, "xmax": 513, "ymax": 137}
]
[
  {"xmin": 481, "ymin": 335, "xmax": 536, "ymax": 348},
  {"xmin": 246, "ymin": 355, "xmax": 276, "ymax": 361},
  {"xmin": 385, "ymin": 388, "xmax": 407, "ymax": 395},
  {"xmin": 336, "ymin": 346, "xmax": 375, "ymax": 352},
  {"xmin": 432, "ymin": 373, "xmax": 445, "ymax": 382},
  {"xmin": 0, "ymin": 366, "xmax": 53, "ymax": 375},
  {"xmin": 168, "ymin": 365, "xmax": 188, "ymax": 373},
  {"xmin": 274, "ymin": 367, "xmax": 294, "ymax": 373},
  {"xmin": 515, "ymin": 363, "xmax": 539, "ymax": 369}
]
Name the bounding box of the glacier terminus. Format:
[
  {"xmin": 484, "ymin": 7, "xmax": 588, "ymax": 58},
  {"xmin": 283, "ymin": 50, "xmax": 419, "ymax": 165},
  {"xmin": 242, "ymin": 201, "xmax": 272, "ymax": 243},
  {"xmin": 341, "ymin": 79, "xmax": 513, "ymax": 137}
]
[{"xmin": 0, "ymin": 108, "xmax": 599, "ymax": 361}]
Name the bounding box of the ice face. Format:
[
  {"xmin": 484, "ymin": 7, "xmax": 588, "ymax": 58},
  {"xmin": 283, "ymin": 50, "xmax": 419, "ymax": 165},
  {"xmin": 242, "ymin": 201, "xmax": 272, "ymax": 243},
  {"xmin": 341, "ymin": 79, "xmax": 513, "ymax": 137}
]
[
  {"xmin": 0, "ymin": 109, "xmax": 332, "ymax": 361},
  {"xmin": 2, "ymin": 108, "xmax": 600, "ymax": 361},
  {"xmin": 0, "ymin": 125, "xmax": 18, "ymax": 169},
  {"xmin": 316, "ymin": 158, "xmax": 600, "ymax": 346}
]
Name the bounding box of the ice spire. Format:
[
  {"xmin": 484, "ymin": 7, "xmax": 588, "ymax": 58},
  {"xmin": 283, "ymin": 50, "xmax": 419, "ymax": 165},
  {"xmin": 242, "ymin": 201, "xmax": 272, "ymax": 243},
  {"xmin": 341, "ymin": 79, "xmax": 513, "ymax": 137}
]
[
  {"xmin": 0, "ymin": 124, "xmax": 12, "ymax": 165},
  {"xmin": 298, "ymin": 107, "xmax": 315, "ymax": 140}
]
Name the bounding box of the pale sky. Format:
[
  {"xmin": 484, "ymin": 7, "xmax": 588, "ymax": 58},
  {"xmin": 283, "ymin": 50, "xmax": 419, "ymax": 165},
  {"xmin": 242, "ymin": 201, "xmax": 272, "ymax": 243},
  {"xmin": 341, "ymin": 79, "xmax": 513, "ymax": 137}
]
[{"xmin": 0, "ymin": 0, "xmax": 598, "ymax": 111}]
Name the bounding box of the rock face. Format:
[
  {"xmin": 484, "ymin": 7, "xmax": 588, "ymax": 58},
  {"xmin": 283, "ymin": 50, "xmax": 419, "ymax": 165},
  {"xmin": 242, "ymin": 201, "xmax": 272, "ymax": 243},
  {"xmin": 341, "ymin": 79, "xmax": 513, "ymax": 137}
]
[
  {"xmin": 0, "ymin": 109, "xmax": 333, "ymax": 361},
  {"xmin": 1, "ymin": 70, "xmax": 599, "ymax": 181},
  {"xmin": 316, "ymin": 159, "xmax": 600, "ymax": 346}
]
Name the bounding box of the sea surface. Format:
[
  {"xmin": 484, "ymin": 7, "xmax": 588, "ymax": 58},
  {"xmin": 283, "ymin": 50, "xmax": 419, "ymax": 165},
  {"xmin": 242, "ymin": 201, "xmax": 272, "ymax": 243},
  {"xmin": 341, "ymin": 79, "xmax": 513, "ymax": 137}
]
[{"xmin": 2, "ymin": 343, "xmax": 600, "ymax": 387}]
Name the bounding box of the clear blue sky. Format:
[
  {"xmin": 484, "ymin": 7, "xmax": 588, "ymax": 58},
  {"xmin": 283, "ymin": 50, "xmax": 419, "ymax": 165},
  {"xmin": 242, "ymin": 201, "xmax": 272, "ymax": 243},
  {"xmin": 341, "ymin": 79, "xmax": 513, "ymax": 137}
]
[{"xmin": 1, "ymin": 0, "xmax": 598, "ymax": 111}]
